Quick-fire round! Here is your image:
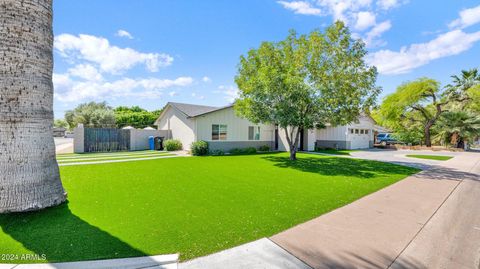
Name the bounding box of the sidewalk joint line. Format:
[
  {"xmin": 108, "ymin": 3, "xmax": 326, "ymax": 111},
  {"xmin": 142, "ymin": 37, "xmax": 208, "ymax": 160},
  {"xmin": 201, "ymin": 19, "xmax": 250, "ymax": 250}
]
[
  {"xmin": 387, "ymin": 157, "xmax": 480, "ymax": 268},
  {"xmin": 266, "ymin": 238, "xmax": 314, "ymax": 269}
]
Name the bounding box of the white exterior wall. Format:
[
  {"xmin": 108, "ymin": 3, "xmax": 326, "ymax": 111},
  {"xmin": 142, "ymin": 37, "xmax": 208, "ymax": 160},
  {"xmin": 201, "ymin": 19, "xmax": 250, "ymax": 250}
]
[
  {"xmin": 315, "ymin": 125, "xmax": 348, "ymax": 141},
  {"xmin": 307, "ymin": 129, "xmax": 316, "ymax": 151},
  {"xmin": 277, "ymin": 127, "xmax": 315, "ymax": 152},
  {"xmin": 130, "ymin": 129, "xmax": 169, "ymax": 151},
  {"xmin": 156, "ymin": 106, "xmax": 196, "ymax": 150},
  {"xmin": 195, "ymin": 107, "xmax": 275, "ymax": 142}
]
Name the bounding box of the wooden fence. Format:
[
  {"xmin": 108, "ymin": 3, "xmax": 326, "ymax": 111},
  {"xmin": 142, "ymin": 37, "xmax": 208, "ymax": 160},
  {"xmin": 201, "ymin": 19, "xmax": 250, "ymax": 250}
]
[{"xmin": 84, "ymin": 128, "xmax": 131, "ymax": 153}]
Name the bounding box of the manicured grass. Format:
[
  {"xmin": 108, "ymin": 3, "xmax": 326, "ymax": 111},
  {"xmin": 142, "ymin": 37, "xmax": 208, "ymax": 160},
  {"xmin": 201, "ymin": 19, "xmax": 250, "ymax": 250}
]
[
  {"xmin": 56, "ymin": 150, "xmax": 163, "ymax": 158},
  {"xmin": 57, "ymin": 153, "xmax": 172, "ymax": 164},
  {"xmin": 315, "ymin": 149, "xmax": 357, "ymax": 155},
  {"xmin": 0, "ymin": 153, "xmax": 419, "ymax": 263},
  {"xmin": 406, "ymin": 154, "xmax": 453, "ymax": 161}
]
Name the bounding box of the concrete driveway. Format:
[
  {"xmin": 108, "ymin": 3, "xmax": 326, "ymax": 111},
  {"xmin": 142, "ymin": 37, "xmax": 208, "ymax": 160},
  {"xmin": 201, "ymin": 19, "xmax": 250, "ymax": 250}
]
[
  {"xmin": 349, "ymin": 148, "xmax": 461, "ymax": 170},
  {"xmin": 181, "ymin": 149, "xmax": 480, "ymax": 269}
]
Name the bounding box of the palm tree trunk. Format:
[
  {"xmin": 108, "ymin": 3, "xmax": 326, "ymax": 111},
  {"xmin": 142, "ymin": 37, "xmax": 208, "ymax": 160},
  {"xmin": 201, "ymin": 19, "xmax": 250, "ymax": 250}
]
[{"xmin": 0, "ymin": 0, "xmax": 66, "ymax": 213}]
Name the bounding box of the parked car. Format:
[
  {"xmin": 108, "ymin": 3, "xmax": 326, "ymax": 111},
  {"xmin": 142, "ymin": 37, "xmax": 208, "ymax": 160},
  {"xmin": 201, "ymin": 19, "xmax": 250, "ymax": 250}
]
[{"xmin": 376, "ymin": 133, "xmax": 397, "ymax": 146}]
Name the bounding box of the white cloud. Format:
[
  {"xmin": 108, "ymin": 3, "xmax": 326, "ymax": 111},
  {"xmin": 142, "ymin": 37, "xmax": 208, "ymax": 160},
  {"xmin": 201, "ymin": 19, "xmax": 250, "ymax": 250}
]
[
  {"xmin": 448, "ymin": 5, "xmax": 480, "ymax": 29},
  {"xmin": 364, "ymin": 20, "xmax": 391, "ymax": 46},
  {"xmin": 54, "ymin": 34, "xmax": 173, "ymax": 74},
  {"xmin": 190, "ymin": 92, "xmax": 205, "ymax": 100},
  {"xmin": 169, "ymin": 91, "xmax": 178, "ymax": 97},
  {"xmin": 277, "ymin": 1, "xmax": 322, "ymax": 15},
  {"xmin": 215, "ymin": 85, "xmax": 239, "ymax": 103},
  {"xmin": 278, "ymin": 0, "xmax": 407, "ymax": 46},
  {"xmin": 354, "ymin": 11, "xmax": 376, "ymax": 30},
  {"xmin": 116, "ymin": 30, "xmax": 133, "ymax": 39},
  {"xmin": 68, "ymin": 64, "xmax": 103, "ymax": 81},
  {"xmin": 202, "ymin": 76, "xmax": 211, "ymax": 82},
  {"xmin": 377, "ymin": 0, "xmax": 406, "ymax": 10},
  {"xmin": 53, "ymin": 74, "xmax": 193, "ymax": 102},
  {"xmin": 315, "ymin": 0, "xmax": 373, "ymax": 22},
  {"xmin": 367, "ymin": 29, "xmax": 480, "ymax": 75}
]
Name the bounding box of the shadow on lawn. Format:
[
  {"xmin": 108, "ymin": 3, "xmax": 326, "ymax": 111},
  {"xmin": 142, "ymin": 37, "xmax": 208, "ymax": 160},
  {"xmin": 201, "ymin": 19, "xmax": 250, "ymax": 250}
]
[
  {"xmin": 262, "ymin": 155, "xmax": 418, "ymax": 178},
  {"xmin": 0, "ymin": 202, "xmax": 147, "ymax": 264}
]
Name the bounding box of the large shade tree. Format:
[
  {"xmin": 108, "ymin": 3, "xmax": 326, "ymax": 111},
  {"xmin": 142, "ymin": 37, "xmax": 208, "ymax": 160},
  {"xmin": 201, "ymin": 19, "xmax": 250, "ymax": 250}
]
[
  {"xmin": 0, "ymin": 0, "xmax": 66, "ymax": 212},
  {"xmin": 235, "ymin": 22, "xmax": 379, "ymax": 160},
  {"xmin": 65, "ymin": 101, "xmax": 116, "ymax": 129},
  {"xmin": 375, "ymin": 78, "xmax": 445, "ymax": 147}
]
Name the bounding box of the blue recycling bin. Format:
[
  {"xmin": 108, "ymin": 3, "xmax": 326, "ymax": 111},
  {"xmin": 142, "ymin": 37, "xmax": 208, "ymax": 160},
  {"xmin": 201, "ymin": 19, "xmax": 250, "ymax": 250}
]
[{"xmin": 148, "ymin": 136, "xmax": 155, "ymax": 150}]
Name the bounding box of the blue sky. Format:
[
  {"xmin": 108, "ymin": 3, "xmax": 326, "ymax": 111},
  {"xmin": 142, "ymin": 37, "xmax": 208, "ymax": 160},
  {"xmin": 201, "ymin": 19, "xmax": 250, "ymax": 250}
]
[{"xmin": 52, "ymin": 0, "xmax": 480, "ymax": 118}]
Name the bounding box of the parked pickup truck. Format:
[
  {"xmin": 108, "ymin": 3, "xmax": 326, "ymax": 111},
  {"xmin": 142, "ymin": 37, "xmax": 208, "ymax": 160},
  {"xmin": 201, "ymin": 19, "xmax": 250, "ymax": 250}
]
[{"xmin": 376, "ymin": 133, "xmax": 398, "ymax": 146}]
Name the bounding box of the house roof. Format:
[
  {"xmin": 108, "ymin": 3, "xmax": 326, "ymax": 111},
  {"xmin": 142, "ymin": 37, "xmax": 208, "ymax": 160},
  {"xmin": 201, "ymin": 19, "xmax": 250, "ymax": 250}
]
[
  {"xmin": 154, "ymin": 102, "xmax": 234, "ymax": 126},
  {"xmin": 168, "ymin": 102, "xmax": 220, "ymax": 117}
]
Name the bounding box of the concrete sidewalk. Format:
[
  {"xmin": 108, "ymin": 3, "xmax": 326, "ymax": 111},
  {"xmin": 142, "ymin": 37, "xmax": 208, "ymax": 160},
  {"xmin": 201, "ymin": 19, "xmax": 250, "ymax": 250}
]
[
  {"xmin": 0, "ymin": 254, "xmax": 178, "ymax": 269},
  {"xmin": 271, "ymin": 153, "xmax": 480, "ymax": 269}
]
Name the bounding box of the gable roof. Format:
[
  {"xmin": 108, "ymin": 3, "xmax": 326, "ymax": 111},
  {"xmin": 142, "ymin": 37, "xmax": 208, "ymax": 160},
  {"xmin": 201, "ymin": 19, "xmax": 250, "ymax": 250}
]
[
  {"xmin": 155, "ymin": 102, "xmax": 234, "ymax": 125},
  {"xmin": 168, "ymin": 102, "xmax": 219, "ymax": 117}
]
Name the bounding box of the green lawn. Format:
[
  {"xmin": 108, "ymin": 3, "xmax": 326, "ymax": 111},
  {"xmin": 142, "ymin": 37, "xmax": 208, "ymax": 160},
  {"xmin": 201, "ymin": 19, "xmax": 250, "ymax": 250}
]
[
  {"xmin": 57, "ymin": 152, "xmax": 173, "ymax": 164},
  {"xmin": 314, "ymin": 149, "xmax": 357, "ymax": 155},
  {"xmin": 406, "ymin": 154, "xmax": 453, "ymax": 161},
  {"xmin": 0, "ymin": 153, "xmax": 419, "ymax": 263}
]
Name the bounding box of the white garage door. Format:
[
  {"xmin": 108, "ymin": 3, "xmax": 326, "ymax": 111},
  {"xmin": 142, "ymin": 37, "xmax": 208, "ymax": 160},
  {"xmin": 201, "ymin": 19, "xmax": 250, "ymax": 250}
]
[{"xmin": 349, "ymin": 129, "xmax": 370, "ymax": 149}]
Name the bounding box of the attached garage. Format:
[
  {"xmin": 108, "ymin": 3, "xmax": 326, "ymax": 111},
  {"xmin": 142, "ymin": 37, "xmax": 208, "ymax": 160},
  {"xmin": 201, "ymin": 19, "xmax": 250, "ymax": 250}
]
[
  {"xmin": 348, "ymin": 128, "xmax": 372, "ymax": 149},
  {"xmin": 313, "ymin": 115, "xmax": 376, "ymax": 150}
]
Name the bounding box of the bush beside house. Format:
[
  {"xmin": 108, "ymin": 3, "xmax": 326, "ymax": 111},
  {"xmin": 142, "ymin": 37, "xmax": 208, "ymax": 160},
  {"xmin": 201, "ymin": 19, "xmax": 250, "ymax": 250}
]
[
  {"xmin": 191, "ymin": 141, "xmax": 209, "ymax": 156},
  {"xmin": 164, "ymin": 139, "xmax": 183, "ymax": 151}
]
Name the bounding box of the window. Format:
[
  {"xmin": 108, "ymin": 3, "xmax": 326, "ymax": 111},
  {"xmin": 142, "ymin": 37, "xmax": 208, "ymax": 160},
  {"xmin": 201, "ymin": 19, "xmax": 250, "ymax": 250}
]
[
  {"xmin": 355, "ymin": 129, "xmax": 359, "ymax": 134},
  {"xmin": 212, "ymin": 124, "xmax": 227, "ymax": 140},
  {"xmin": 360, "ymin": 129, "xmax": 364, "ymax": 134},
  {"xmin": 365, "ymin": 130, "xmax": 369, "ymax": 135},
  {"xmin": 350, "ymin": 129, "xmax": 354, "ymax": 134},
  {"xmin": 249, "ymin": 126, "xmax": 260, "ymax": 140}
]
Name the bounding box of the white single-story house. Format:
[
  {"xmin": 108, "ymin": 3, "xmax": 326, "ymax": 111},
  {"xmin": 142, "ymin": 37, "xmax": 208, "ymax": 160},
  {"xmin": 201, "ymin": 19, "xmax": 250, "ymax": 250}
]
[{"xmin": 155, "ymin": 102, "xmax": 378, "ymax": 152}]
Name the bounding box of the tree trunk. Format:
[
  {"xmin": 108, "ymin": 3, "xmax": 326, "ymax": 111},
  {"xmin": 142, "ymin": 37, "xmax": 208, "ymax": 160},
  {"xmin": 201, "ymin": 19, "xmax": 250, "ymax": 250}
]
[
  {"xmin": 289, "ymin": 146, "xmax": 297, "ymax": 160},
  {"xmin": 424, "ymin": 122, "xmax": 433, "ymax": 147},
  {"xmin": 0, "ymin": 0, "xmax": 66, "ymax": 213}
]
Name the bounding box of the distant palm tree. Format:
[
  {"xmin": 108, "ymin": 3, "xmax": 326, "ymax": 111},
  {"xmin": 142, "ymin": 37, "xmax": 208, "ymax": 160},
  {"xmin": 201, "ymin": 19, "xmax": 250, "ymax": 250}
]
[
  {"xmin": 0, "ymin": 0, "xmax": 66, "ymax": 212},
  {"xmin": 434, "ymin": 111, "xmax": 480, "ymax": 149},
  {"xmin": 444, "ymin": 68, "xmax": 480, "ymax": 107}
]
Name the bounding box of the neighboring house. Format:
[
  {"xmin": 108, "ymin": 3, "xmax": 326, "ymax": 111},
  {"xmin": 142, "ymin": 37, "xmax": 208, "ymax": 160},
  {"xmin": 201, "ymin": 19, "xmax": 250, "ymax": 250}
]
[{"xmin": 155, "ymin": 102, "xmax": 378, "ymax": 151}]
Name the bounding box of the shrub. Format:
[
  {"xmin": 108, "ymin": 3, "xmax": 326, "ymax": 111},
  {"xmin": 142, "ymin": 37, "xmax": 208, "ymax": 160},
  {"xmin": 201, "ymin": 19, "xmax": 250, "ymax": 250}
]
[
  {"xmin": 164, "ymin": 139, "xmax": 183, "ymax": 151},
  {"xmin": 258, "ymin": 145, "xmax": 270, "ymax": 152},
  {"xmin": 229, "ymin": 148, "xmax": 243, "ymax": 155},
  {"xmin": 229, "ymin": 147, "xmax": 257, "ymax": 155},
  {"xmin": 191, "ymin": 140, "xmax": 209, "ymax": 156},
  {"xmin": 210, "ymin": 149, "xmax": 225, "ymax": 156}
]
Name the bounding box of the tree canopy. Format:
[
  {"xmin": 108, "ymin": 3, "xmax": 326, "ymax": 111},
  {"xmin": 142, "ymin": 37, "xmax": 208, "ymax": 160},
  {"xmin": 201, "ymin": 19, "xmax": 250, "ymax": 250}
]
[
  {"xmin": 375, "ymin": 68, "xmax": 480, "ymax": 148},
  {"xmin": 374, "ymin": 78, "xmax": 445, "ymax": 147},
  {"xmin": 65, "ymin": 102, "xmax": 116, "ymax": 129},
  {"xmin": 64, "ymin": 103, "xmax": 163, "ymax": 130},
  {"xmin": 235, "ymin": 22, "xmax": 379, "ymax": 160},
  {"xmin": 114, "ymin": 106, "xmax": 162, "ymax": 129}
]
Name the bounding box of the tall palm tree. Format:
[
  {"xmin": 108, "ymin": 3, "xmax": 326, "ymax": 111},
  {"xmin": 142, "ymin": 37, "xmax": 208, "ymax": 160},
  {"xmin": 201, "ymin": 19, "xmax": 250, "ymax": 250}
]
[{"xmin": 0, "ymin": 0, "xmax": 66, "ymax": 213}]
